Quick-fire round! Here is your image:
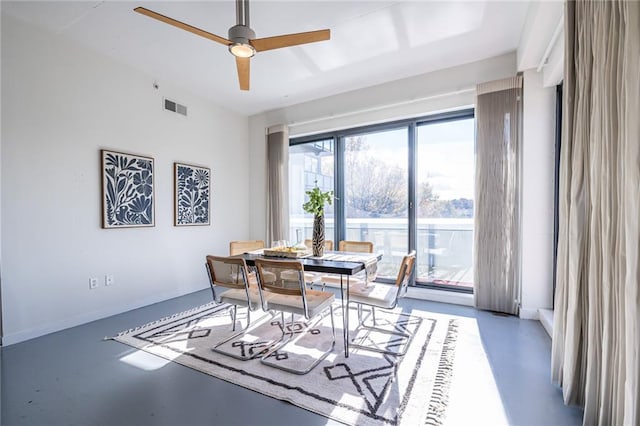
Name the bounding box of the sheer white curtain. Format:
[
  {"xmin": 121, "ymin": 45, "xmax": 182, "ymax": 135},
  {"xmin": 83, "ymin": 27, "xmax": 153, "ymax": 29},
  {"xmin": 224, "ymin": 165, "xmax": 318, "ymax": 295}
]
[
  {"xmin": 473, "ymin": 76, "xmax": 523, "ymax": 315},
  {"xmin": 551, "ymin": 1, "xmax": 639, "ymax": 424},
  {"xmin": 266, "ymin": 124, "xmax": 289, "ymax": 247}
]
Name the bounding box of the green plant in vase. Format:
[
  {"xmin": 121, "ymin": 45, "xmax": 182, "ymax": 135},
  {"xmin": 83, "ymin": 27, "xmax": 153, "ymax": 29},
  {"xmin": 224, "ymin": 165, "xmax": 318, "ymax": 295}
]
[{"xmin": 303, "ymin": 184, "xmax": 333, "ymax": 257}]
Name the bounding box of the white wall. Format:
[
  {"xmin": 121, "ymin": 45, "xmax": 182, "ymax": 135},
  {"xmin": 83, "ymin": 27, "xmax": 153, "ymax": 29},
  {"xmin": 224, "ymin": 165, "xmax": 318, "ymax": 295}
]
[
  {"xmin": 517, "ymin": 1, "xmax": 563, "ymax": 72},
  {"xmin": 1, "ymin": 15, "xmax": 251, "ymax": 344},
  {"xmin": 517, "ymin": 0, "xmax": 564, "ymax": 89},
  {"xmin": 520, "ymin": 68, "xmax": 556, "ymax": 319},
  {"xmin": 517, "ymin": 1, "xmax": 563, "ymax": 319}
]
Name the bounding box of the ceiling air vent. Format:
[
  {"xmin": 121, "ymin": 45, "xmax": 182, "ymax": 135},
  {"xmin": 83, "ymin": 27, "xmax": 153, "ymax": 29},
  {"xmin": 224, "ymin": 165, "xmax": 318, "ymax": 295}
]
[{"xmin": 164, "ymin": 98, "xmax": 187, "ymax": 116}]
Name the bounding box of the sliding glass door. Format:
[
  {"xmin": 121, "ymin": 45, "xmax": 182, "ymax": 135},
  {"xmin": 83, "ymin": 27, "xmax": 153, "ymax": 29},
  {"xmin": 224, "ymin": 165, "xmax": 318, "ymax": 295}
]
[
  {"xmin": 415, "ymin": 117, "xmax": 474, "ymax": 289},
  {"xmin": 289, "ymin": 139, "xmax": 335, "ymax": 246},
  {"xmin": 289, "ymin": 109, "xmax": 474, "ymax": 291},
  {"xmin": 344, "ymin": 128, "xmax": 408, "ymax": 279}
]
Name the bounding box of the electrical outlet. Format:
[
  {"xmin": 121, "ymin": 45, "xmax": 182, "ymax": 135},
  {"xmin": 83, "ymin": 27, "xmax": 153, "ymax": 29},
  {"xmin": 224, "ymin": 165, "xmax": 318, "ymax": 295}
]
[
  {"xmin": 105, "ymin": 275, "xmax": 114, "ymax": 286},
  {"xmin": 89, "ymin": 278, "xmax": 99, "ymax": 290}
]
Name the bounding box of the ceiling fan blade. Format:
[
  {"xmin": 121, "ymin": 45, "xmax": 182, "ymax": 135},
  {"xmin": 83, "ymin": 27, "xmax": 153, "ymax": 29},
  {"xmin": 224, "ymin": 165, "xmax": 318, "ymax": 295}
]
[
  {"xmin": 250, "ymin": 29, "xmax": 330, "ymax": 52},
  {"xmin": 134, "ymin": 7, "xmax": 231, "ymax": 46},
  {"xmin": 236, "ymin": 56, "xmax": 250, "ymax": 91}
]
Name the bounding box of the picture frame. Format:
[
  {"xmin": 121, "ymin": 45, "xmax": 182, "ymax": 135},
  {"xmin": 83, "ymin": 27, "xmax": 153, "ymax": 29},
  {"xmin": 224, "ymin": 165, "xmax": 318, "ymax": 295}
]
[
  {"xmin": 174, "ymin": 162, "xmax": 211, "ymax": 226},
  {"xmin": 101, "ymin": 149, "xmax": 155, "ymax": 228}
]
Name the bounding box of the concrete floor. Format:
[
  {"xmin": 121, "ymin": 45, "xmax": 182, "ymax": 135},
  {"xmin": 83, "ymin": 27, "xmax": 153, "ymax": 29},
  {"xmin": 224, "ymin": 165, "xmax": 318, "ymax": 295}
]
[{"xmin": 2, "ymin": 289, "xmax": 583, "ymax": 426}]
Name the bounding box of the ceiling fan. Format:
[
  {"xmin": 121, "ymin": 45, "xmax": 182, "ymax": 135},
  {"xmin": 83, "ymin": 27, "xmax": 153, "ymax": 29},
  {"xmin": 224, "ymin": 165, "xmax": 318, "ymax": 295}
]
[{"xmin": 134, "ymin": 0, "xmax": 330, "ymax": 91}]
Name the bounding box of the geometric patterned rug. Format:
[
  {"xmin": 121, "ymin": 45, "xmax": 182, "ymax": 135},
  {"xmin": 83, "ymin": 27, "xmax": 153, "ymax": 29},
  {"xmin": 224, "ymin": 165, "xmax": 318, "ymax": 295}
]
[{"xmin": 110, "ymin": 302, "xmax": 506, "ymax": 426}]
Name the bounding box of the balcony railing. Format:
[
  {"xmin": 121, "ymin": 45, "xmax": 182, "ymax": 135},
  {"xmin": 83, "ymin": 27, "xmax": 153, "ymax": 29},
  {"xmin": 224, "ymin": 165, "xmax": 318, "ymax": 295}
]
[{"xmin": 289, "ymin": 217, "xmax": 474, "ymax": 290}]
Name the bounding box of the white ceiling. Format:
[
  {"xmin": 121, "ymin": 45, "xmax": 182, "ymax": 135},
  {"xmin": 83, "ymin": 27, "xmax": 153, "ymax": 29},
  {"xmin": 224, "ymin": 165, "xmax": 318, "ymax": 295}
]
[{"xmin": 2, "ymin": 0, "xmax": 531, "ymax": 115}]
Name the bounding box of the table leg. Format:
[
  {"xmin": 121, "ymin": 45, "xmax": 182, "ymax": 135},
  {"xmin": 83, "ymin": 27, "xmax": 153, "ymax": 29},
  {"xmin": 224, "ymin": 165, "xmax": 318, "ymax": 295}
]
[
  {"xmin": 341, "ymin": 275, "xmax": 351, "ymax": 358},
  {"xmin": 346, "ymin": 275, "xmax": 350, "ymax": 357}
]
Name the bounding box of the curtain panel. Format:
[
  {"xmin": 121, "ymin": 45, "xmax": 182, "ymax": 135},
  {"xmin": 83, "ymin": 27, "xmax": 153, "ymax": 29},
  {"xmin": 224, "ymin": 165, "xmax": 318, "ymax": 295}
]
[
  {"xmin": 473, "ymin": 76, "xmax": 523, "ymax": 315},
  {"xmin": 266, "ymin": 125, "xmax": 290, "ymax": 247},
  {"xmin": 551, "ymin": 1, "xmax": 639, "ymax": 424}
]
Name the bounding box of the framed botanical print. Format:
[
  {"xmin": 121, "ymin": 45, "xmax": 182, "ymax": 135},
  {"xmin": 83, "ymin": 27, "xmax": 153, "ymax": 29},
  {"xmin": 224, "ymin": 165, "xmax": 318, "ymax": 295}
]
[
  {"xmin": 101, "ymin": 149, "xmax": 155, "ymax": 228},
  {"xmin": 174, "ymin": 162, "xmax": 210, "ymax": 226}
]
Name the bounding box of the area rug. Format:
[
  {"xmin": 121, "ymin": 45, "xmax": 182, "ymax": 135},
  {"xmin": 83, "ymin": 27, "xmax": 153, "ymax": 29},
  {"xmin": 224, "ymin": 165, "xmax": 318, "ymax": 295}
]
[{"xmin": 109, "ymin": 302, "xmax": 506, "ymax": 426}]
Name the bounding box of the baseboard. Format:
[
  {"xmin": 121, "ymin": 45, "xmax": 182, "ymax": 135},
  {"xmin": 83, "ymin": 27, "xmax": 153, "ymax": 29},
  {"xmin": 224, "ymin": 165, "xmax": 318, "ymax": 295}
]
[
  {"xmin": 2, "ymin": 287, "xmax": 206, "ymax": 346},
  {"xmin": 538, "ymin": 308, "xmax": 554, "ymax": 338},
  {"xmin": 405, "ymin": 287, "xmax": 474, "ymax": 306},
  {"xmin": 519, "ymin": 307, "xmax": 539, "ymax": 320}
]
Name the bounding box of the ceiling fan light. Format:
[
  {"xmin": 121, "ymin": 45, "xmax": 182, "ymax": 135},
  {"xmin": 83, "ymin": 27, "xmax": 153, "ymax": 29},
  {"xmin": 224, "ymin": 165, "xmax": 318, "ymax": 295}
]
[{"xmin": 229, "ymin": 43, "xmax": 255, "ymax": 58}]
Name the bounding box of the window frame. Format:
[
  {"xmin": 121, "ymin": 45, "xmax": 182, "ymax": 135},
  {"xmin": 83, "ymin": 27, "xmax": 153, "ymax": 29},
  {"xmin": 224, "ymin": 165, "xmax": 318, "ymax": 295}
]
[{"xmin": 290, "ymin": 108, "xmax": 475, "ymax": 291}]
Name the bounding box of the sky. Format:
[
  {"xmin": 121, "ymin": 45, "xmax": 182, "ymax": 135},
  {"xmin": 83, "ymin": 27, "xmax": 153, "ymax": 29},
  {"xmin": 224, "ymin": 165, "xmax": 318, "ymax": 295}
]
[{"xmin": 352, "ymin": 118, "xmax": 475, "ymax": 200}]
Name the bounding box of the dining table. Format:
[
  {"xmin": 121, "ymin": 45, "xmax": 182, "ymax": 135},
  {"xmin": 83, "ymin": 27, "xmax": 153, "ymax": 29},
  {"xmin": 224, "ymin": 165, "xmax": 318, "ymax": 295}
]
[{"xmin": 238, "ymin": 250, "xmax": 382, "ymax": 358}]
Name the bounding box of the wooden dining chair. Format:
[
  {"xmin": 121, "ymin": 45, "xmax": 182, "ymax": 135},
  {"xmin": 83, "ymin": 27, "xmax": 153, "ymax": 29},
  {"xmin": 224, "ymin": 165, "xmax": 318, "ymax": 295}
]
[
  {"xmin": 348, "ymin": 250, "xmax": 416, "ymax": 356},
  {"xmin": 304, "ymin": 239, "xmax": 334, "ymax": 251},
  {"xmin": 205, "ymin": 255, "xmax": 272, "ymax": 360},
  {"xmin": 254, "ymin": 258, "xmax": 335, "ymax": 374},
  {"xmin": 229, "ymin": 240, "xmax": 265, "ymax": 256},
  {"xmin": 320, "ymin": 240, "xmax": 376, "ymax": 290},
  {"xmin": 229, "ymin": 240, "xmax": 266, "ymax": 285},
  {"xmin": 338, "ymin": 240, "xmax": 373, "ymax": 253},
  {"xmin": 298, "ymin": 239, "xmax": 334, "ymax": 289}
]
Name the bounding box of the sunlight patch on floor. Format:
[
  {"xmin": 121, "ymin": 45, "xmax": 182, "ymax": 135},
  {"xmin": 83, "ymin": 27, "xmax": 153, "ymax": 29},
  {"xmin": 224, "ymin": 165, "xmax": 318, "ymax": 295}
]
[
  {"xmin": 119, "ymin": 349, "xmax": 173, "ymax": 371},
  {"xmin": 407, "ymin": 308, "xmax": 509, "ymax": 426}
]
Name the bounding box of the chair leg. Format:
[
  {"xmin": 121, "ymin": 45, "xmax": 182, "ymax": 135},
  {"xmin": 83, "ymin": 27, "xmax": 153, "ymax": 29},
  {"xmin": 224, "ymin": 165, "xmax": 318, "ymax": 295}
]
[
  {"xmin": 348, "ymin": 302, "xmax": 414, "ymax": 356},
  {"xmin": 225, "ymin": 304, "xmax": 256, "ymax": 333},
  {"xmin": 261, "ymin": 307, "xmax": 336, "ymax": 375},
  {"xmin": 231, "ymin": 305, "xmax": 237, "ymax": 331},
  {"xmin": 212, "ymin": 307, "xmax": 277, "ymax": 361},
  {"xmin": 330, "ymin": 305, "xmax": 335, "ymax": 340}
]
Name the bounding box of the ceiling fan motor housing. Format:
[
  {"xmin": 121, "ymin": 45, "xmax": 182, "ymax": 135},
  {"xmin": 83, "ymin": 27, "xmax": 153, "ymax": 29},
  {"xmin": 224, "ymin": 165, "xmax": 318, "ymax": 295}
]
[
  {"xmin": 228, "ymin": 25, "xmax": 256, "ymax": 45},
  {"xmin": 228, "ymin": 25, "xmax": 256, "ymax": 58}
]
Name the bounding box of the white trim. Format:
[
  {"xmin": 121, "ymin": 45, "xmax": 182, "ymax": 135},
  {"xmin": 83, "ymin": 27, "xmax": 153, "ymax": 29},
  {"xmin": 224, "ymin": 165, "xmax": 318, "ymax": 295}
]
[
  {"xmin": 539, "ymin": 308, "xmax": 554, "ymax": 338},
  {"xmin": 405, "ymin": 287, "xmax": 474, "ymax": 307},
  {"xmin": 537, "ymin": 17, "xmax": 564, "ymax": 72},
  {"xmin": 2, "ymin": 287, "xmax": 206, "ymax": 346},
  {"xmin": 542, "ymin": 29, "xmax": 564, "ymax": 87},
  {"xmin": 288, "ymin": 88, "xmax": 475, "ymax": 131},
  {"xmin": 519, "ymin": 307, "xmax": 540, "ymax": 320}
]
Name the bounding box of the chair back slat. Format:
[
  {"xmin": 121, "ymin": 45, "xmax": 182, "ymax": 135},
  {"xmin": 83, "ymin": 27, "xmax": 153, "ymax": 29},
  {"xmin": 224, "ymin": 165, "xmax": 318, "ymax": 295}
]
[
  {"xmin": 206, "ymin": 255, "xmax": 249, "ymax": 290},
  {"xmin": 254, "ymin": 258, "xmax": 312, "ymax": 320},
  {"xmin": 395, "ymin": 250, "xmax": 416, "ymax": 298},
  {"xmin": 229, "ymin": 240, "xmax": 265, "ymax": 256},
  {"xmin": 254, "ymin": 259, "xmax": 306, "ymax": 296},
  {"xmin": 304, "ymin": 239, "xmax": 334, "ymax": 251},
  {"xmin": 339, "ymin": 240, "xmax": 373, "ymax": 253}
]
